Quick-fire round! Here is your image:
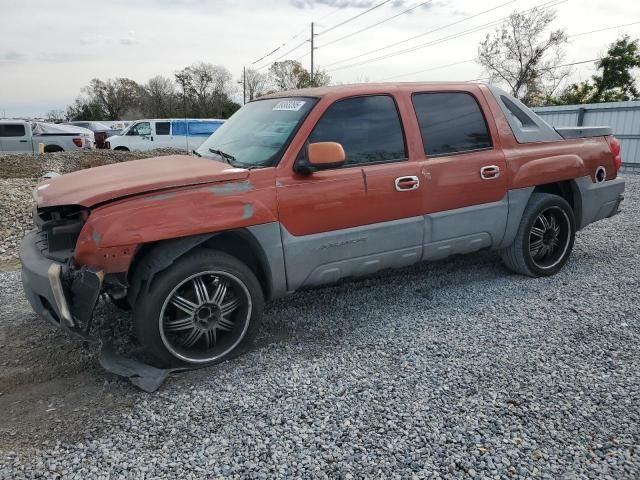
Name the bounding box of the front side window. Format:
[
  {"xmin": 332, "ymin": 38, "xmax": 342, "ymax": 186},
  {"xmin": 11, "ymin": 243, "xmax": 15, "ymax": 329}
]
[
  {"xmin": 412, "ymin": 92, "xmax": 492, "ymax": 156},
  {"xmin": 155, "ymin": 122, "xmax": 170, "ymax": 135},
  {"xmin": 195, "ymin": 97, "xmax": 317, "ymax": 168},
  {"xmin": 0, "ymin": 124, "xmax": 26, "ymax": 137},
  {"xmin": 127, "ymin": 122, "xmax": 151, "ymax": 136},
  {"xmin": 309, "ymin": 95, "xmax": 406, "ymax": 166}
]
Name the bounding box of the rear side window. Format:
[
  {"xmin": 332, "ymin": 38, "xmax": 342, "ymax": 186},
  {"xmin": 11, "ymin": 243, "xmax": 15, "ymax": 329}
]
[
  {"xmin": 412, "ymin": 92, "xmax": 492, "ymax": 156},
  {"xmin": 171, "ymin": 121, "xmax": 223, "ymax": 136},
  {"xmin": 309, "ymin": 95, "xmax": 406, "ymax": 166},
  {"xmin": 155, "ymin": 122, "xmax": 170, "ymax": 135},
  {"xmin": 0, "ymin": 124, "xmax": 26, "ymax": 137},
  {"xmin": 189, "ymin": 121, "xmax": 222, "ymax": 136}
]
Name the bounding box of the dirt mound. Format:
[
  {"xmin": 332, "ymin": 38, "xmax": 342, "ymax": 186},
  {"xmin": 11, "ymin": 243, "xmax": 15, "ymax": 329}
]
[
  {"xmin": 0, "ymin": 148, "xmax": 185, "ymax": 179},
  {"xmin": 0, "ymin": 149, "xmax": 185, "ymax": 268}
]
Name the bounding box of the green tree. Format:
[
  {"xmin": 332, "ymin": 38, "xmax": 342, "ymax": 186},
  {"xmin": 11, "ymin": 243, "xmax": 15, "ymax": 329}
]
[
  {"xmin": 269, "ymin": 60, "xmax": 331, "ymax": 91},
  {"xmin": 550, "ymin": 36, "xmax": 640, "ymax": 105},
  {"xmin": 86, "ymin": 78, "xmax": 143, "ymax": 120},
  {"xmin": 174, "ymin": 63, "xmax": 235, "ymax": 118}
]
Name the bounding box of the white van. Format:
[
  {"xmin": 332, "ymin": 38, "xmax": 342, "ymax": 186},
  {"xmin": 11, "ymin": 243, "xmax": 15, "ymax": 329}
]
[{"xmin": 105, "ymin": 119, "xmax": 224, "ymax": 152}]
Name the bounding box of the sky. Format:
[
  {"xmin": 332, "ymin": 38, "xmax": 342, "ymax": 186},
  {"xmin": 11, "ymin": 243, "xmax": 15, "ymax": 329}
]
[{"xmin": 0, "ymin": 0, "xmax": 639, "ymax": 117}]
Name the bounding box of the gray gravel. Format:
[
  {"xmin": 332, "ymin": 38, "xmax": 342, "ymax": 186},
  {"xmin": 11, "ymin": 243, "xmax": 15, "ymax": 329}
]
[
  {"xmin": 0, "ymin": 149, "xmax": 185, "ymax": 267},
  {"xmin": 1, "ymin": 175, "xmax": 639, "ymax": 479}
]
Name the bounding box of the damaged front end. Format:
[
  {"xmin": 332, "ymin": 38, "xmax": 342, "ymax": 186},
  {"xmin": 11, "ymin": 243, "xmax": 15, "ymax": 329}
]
[{"xmin": 21, "ymin": 205, "xmax": 105, "ymax": 339}]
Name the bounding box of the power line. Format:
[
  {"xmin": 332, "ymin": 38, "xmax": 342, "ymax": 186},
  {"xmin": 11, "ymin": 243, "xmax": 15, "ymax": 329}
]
[
  {"xmin": 255, "ymin": 39, "xmax": 309, "ymax": 71},
  {"xmin": 377, "ymin": 59, "xmax": 475, "ymax": 81},
  {"xmin": 317, "ymin": 0, "xmax": 393, "ymax": 36},
  {"xmin": 318, "ymin": 0, "xmax": 434, "ymax": 49},
  {"xmin": 251, "ymin": 29, "xmax": 307, "ymax": 65},
  {"xmin": 323, "ymin": 0, "xmax": 520, "ymax": 69},
  {"xmin": 249, "ymin": 5, "xmax": 344, "ymax": 66},
  {"xmin": 325, "ymin": 0, "xmax": 565, "ymax": 72},
  {"xmin": 568, "ymin": 20, "xmax": 640, "ymax": 38},
  {"xmin": 465, "ymin": 58, "xmax": 600, "ymax": 82}
]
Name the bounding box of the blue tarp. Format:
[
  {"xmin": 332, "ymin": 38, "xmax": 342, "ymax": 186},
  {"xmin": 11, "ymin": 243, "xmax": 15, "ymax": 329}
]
[{"xmin": 171, "ymin": 120, "xmax": 223, "ymax": 137}]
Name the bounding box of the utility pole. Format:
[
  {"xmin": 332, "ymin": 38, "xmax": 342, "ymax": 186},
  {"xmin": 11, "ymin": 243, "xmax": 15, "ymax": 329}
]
[
  {"xmin": 243, "ymin": 66, "xmax": 246, "ymax": 104},
  {"xmin": 310, "ymin": 22, "xmax": 314, "ymax": 84}
]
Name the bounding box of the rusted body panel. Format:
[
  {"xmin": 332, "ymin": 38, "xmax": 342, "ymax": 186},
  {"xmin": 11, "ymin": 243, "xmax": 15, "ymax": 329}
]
[
  {"xmin": 36, "ymin": 155, "xmax": 249, "ymax": 208},
  {"xmin": 74, "ymin": 168, "xmax": 278, "ymax": 273}
]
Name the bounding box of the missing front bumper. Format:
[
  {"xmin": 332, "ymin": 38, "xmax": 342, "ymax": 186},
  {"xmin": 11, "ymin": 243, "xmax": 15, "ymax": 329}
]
[{"xmin": 21, "ymin": 230, "xmax": 104, "ymax": 336}]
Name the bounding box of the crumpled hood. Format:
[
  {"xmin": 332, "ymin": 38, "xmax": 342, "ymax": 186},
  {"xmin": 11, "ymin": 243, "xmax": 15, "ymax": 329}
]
[{"xmin": 35, "ymin": 155, "xmax": 248, "ymax": 208}]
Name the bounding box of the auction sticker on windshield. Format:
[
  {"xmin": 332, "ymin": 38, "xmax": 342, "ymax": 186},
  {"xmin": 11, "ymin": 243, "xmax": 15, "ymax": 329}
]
[{"xmin": 273, "ymin": 100, "xmax": 306, "ymax": 111}]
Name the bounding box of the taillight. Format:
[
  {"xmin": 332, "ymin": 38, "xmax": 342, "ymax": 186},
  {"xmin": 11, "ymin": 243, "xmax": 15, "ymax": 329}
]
[
  {"xmin": 73, "ymin": 138, "xmax": 83, "ymax": 148},
  {"xmin": 607, "ymin": 136, "xmax": 622, "ymax": 171}
]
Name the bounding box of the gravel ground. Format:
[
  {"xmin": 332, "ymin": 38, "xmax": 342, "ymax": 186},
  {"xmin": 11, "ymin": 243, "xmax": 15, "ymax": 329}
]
[
  {"xmin": 0, "ymin": 149, "xmax": 185, "ymax": 268},
  {"xmin": 0, "ymin": 175, "xmax": 638, "ymax": 479}
]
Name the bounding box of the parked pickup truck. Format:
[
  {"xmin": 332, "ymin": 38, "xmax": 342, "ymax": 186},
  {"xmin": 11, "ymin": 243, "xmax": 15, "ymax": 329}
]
[
  {"xmin": 20, "ymin": 83, "xmax": 625, "ymax": 368},
  {"xmin": 0, "ymin": 120, "xmax": 94, "ymax": 153}
]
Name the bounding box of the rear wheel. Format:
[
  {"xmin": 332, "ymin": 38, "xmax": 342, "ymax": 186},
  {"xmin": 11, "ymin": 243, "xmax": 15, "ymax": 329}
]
[
  {"xmin": 500, "ymin": 193, "xmax": 575, "ymax": 277},
  {"xmin": 133, "ymin": 249, "xmax": 264, "ymax": 367}
]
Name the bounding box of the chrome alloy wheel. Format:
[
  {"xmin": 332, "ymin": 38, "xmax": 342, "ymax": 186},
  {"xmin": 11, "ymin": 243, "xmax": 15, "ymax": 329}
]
[
  {"xmin": 159, "ymin": 271, "xmax": 252, "ymax": 363},
  {"xmin": 528, "ymin": 206, "xmax": 572, "ymax": 270}
]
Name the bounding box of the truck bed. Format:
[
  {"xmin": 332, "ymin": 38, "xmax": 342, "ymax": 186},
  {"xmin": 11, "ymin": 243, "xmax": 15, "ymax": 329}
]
[{"xmin": 555, "ymin": 126, "xmax": 613, "ymax": 139}]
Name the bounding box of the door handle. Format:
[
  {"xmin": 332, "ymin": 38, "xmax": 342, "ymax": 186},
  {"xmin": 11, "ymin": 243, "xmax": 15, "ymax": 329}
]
[
  {"xmin": 480, "ymin": 165, "xmax": 500, "ymax": 180},
  {"xmin": 395, "ymin": 176, "xmax": 420, "ymax": 191},
  {"xmin": 19, "ymin": 140, "xmax": 28, "ymax": 143}
]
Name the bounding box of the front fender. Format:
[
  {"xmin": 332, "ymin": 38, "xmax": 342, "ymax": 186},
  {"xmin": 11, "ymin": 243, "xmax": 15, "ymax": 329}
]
[{"xmin": 74, "ymin": 179, "xmax": 278, "ymax": 273}]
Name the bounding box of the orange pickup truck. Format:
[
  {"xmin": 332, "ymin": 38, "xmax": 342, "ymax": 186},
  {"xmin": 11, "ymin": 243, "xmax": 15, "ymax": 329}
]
[{"xmin": 21, "ymin": 83, "xmax": 625, "ymax": 367}]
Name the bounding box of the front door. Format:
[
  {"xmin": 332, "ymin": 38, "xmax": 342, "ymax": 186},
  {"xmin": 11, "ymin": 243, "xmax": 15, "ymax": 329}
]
[
  {"xmin": 276, "ymin": 94, "xmax": 424, "ymax": 290},
  {"xmin": 0, "ymin": 123, "xmax": 32, "ymax": 153},
  {"xmin": 411, "ymin": 91, "xmax": 509, "ymax": 260},
  {"xmin": 125, "ymin": 121, "xmax": 153, "ymax": 150}
]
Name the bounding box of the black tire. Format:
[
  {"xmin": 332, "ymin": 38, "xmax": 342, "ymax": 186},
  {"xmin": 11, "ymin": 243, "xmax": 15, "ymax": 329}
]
[
  {"xmin": 500, "ymin": 193, "xmax": 576, "ymax": 277},
  {"xmin": 108, "ymin": 294, "xmax": 131, "ymax": 311},
  {"xmin": 133, "ymin": 249, "xmax": 264, "ymax": 367},
  {"xmin": 113, "ymin": 146, "xmax": 130, "ymax": 152}
]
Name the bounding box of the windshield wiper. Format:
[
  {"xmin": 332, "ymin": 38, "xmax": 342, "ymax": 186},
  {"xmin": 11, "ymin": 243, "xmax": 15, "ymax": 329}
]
[
  {"xmin": 209, "ymin": 148, "xmax": 237, "ymax": 166},
  {"xmin": 192, "ymin": 149, "xmax": 202, "ymax": 157}
]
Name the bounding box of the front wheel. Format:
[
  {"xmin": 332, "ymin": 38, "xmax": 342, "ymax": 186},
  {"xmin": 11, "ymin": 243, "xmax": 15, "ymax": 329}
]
[
  {"xmin": 500, "ymin": 193, "xmax": 576, "ymax": 277},
  {"xmin": 133, "ymin": 249, "xmax": 264, "ymax": 367}
]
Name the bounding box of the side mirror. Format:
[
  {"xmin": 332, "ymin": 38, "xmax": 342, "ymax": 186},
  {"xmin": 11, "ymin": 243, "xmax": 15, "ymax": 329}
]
[{"xmin": 295, "ymin": 141, "xmax": 345, "ymax": 175}]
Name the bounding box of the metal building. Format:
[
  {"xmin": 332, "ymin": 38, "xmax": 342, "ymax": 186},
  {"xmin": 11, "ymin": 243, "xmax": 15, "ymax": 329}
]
[{"xmin": 534, "ymin": 100, "xmax": 640, "ymax": 168}]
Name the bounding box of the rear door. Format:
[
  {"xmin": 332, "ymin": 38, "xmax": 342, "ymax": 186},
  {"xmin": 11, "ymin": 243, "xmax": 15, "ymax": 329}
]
[
  {"xmin": 411, "ymin": 91, "xmax": 508, "ymax": 259},
  {"xmin": 0, "ymin": 123, "xmax": 32, "ymax": 153},
  {"xmin": 276, "ymin": 94, "xmax": 424, "ymax": 290},
  {"xmin": 153, "ymin": 121, "xmax": 172, "ymax": 149}
]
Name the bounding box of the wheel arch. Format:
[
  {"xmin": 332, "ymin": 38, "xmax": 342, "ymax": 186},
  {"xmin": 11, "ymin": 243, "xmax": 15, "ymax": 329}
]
[
  {"xmin": 44, "ymin": 144, "xmax": 64, "ymax": 153},
  {"xmin": 532, "ymin": 180, "xmax": 582, "ymax": 228},
  {"xmin": 127, "ymin": 229, "xmax": 275, "ymax": 306},
  {"xmin": 500, "ymin": 179, "xmax": 583, "ymax": 249}
]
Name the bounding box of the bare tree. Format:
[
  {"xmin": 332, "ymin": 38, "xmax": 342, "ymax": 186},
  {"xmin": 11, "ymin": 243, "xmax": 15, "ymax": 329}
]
[
  {"xmin": 175, "ymin": 63, "xmax": 235, "ymax": 117},
  {"xmin": 45, "ymin": 109, "xmax": 65, "ymax": 123},
  {"xmin": 269, "ymin": 60, "xmax": 331, "ymax": 92},
  {"xmin": 244, "ymin": 68, "xmax": 270, "ymax": 101},
  {"xmin": 142, "ymin": 75, "xmax": 177, "ymax": 117},
  {"xmin": 85, "ymin": 78, "xmax": 142, "ymax": 120},
  {"xmin": 477, "ymin": 8, "xmax": 568, "ymax": 106}
]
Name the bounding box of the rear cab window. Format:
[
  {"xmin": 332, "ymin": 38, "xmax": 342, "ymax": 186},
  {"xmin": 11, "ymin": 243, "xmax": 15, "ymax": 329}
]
[
  {"xmin": 308, "ymin": 95, "xmax": 407, "ymax": 166},
  {"xmin": 411, "ymin": 92, "xmax": 492, "ymax": 157}
]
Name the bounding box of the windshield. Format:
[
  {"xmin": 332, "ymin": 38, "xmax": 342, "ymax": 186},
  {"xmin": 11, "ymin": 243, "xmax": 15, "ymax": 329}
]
[{"xmin": 195, "ymin": 97, "xmax": 317, "ymax": 167}]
